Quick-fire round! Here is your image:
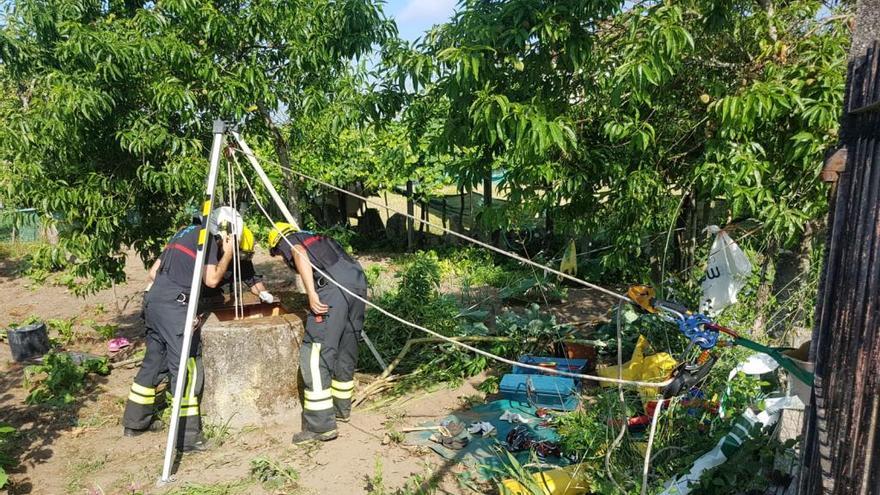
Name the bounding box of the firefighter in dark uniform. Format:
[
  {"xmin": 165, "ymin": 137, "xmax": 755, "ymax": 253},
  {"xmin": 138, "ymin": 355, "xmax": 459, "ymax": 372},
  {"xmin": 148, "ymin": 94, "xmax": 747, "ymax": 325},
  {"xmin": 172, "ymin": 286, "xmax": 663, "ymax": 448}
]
[
  {"xmin": 267, "ymin": 222, "xmax": 367, "ymax": 444},
  {"xmin": 122, "ymin": 223, "xmax": 233, "ymax": 451},
  {"xmin": 203, "ymin": 225, "xmax": 277, "ymax": 304}
]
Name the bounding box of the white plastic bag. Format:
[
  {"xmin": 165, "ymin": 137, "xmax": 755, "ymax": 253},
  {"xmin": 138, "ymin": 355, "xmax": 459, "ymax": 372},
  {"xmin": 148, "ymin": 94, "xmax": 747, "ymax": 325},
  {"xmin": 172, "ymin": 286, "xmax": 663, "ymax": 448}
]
[{"xmin": 699, "ymin": 226, "xmax": 752, "ymax": 316}]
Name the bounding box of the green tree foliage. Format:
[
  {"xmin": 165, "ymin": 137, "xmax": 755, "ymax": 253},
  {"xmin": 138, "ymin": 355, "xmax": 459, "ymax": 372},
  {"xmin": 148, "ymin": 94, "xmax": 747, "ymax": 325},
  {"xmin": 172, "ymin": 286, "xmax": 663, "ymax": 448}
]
[
  {"xmin": 0, "ymin": 0, "xmax": 851, "ymax": 290},
  {"xmin": 383, "ymin": 0, "xmax": 849, "ymax": 277},
  {"xmin": 0, "ymin": 0, "xmax": 392, "ymax": 292}
]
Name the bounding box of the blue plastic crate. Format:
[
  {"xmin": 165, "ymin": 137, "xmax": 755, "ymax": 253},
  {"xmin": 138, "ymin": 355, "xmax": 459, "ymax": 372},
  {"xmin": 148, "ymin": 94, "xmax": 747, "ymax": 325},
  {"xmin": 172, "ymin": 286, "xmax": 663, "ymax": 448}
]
[{"xmin": 499, "ymin": 374, "xmax": 580, "ymax": 411}]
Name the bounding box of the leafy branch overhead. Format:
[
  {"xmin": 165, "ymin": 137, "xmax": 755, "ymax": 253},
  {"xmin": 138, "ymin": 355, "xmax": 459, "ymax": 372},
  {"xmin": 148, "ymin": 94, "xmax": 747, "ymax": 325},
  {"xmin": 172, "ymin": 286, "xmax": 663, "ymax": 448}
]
[
  {"xmin": 0, "ymin": 0, "xmax": 393, "ymax": 292},
  {"xmin": 0, "ymin": 0, "xmax": 851, "ymax": 288}
]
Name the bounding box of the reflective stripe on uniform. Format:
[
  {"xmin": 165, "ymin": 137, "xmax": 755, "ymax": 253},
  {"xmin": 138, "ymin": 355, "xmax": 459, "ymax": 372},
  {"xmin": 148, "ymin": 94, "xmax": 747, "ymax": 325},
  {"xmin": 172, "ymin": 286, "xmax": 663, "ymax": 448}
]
[
  {"xmin": 331, "ymin": 379, "xmax": 354, "ymax": 399},
  {"xmin": 128, "ymin": 392, "xmax": 155, "ymax": 405},
  {"xmin": 331, "ymin": 380, "xmax": 354, "ymax": 391},
  {"xmin": 180, "ymin": 405, "xmax": 200, "ymax": 417},
  {"xmin": 304, "ymin": 398, "xmax": 334, "ymax": 411},
  {"xmin": 185, "ymin": 357, "xmax": 198, "ymax": 401},
  {"xmin": 331, "ymin": 388, "xmax": 353, "ymax": 400},
  {"xmin": 305, "ymin": 389, "xmax": 332, "ymax": 401},
  {"xmin": 131, "ymin": 382, "xmax": 156, "ymax": 396},
  {"xmin": 310, "ymin": 343, "xmax": 322, "ymax": 392}
]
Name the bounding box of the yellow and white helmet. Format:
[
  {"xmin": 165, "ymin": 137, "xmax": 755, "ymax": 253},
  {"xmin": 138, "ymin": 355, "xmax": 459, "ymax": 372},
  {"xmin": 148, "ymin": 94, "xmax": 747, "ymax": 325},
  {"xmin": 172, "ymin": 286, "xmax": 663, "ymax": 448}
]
[{"xmin": 268, "ymin": 222, "xmax": 297, "ymax": 249}]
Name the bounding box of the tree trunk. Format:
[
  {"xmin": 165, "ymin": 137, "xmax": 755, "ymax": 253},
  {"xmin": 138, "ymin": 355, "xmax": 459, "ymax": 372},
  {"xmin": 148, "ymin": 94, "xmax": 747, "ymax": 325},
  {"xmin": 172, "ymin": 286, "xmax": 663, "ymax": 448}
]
[
  {"xmin": 258, "ymin": 105, "xmax": 302, "ymax": 226},
  {"xmin": 751, "ymin": 245, "xmax": 775, "ymax": 337},
  {"xmin": 766, "ymin": 223, "xmax": 819, "ymax": 344}
]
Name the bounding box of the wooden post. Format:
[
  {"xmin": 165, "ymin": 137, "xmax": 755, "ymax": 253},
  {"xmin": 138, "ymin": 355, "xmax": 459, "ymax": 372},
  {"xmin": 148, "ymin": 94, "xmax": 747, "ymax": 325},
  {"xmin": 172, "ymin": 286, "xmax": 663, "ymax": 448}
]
[
  {"xmin": 483, "ymin": 172, "xmax": 493, "ymax": 208},
  {"xmin": 406, "ymin": 180, "xmax": 414, "ymax": 252},
  {"xmin": 798, "ymin": 9, "xmax": 880, "ymax": 492}
]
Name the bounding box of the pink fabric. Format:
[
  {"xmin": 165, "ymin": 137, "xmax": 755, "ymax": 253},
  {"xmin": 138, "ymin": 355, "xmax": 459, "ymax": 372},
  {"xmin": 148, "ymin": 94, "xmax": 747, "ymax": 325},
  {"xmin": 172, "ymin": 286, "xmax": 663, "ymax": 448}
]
[{"xmin": 108, "ymin": 337, "xmax": 131, "ymax": 353}]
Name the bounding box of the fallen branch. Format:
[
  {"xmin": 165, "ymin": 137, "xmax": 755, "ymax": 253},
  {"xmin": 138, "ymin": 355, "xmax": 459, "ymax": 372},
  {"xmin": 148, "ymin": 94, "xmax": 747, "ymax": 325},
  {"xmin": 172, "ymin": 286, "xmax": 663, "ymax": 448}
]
[{"xmin": 109, "ymin": 355, "xmax": 144, "ymax": 369}]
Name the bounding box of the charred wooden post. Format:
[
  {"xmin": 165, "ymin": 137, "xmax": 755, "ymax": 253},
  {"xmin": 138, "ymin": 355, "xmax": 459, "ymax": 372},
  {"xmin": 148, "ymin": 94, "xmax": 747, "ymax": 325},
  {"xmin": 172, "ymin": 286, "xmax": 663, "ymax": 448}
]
[{"xmin": 799, "ymin": 13, "xmax": 880, "ymax": 492}]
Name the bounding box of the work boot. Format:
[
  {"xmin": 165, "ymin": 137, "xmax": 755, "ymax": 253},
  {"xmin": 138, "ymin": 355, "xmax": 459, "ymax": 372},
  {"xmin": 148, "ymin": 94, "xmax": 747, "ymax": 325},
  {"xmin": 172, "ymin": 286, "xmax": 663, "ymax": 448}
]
[
  {"xmin": 122, "ymin": 419, "xmax": 163, "ymax": 437},
  {"xmin": 335, "ymin": 414, "xmax": 350, "ymax": 423},
  {"xmin": 179, "ymin": 434, "xmax": 210, "ymax": 453},
  {"xmin": 291, "ymin": 429, "xmax": 338, "ymax": 445}
]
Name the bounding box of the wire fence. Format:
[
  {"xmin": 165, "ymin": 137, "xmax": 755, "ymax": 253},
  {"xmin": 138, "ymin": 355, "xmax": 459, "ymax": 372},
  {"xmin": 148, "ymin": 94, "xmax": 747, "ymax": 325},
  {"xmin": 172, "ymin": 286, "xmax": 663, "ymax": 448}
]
[{"xmin": 0, "ymin": 208, "xmax": 43, "ymax": 243}]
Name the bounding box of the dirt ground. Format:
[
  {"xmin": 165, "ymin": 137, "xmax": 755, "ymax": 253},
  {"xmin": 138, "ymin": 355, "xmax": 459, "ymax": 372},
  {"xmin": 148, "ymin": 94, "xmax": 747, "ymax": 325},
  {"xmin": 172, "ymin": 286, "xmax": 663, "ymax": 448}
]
[{"xmin": 0, "ymin": 247, "xmax": 611, "ymax": 495}]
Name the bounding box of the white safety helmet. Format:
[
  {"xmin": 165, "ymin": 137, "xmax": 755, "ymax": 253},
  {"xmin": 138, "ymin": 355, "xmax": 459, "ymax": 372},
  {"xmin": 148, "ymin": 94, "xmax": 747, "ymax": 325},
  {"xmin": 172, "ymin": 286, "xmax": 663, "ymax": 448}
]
[{"xmin": 208, "ymin": 206, "xmax": 244, "ymax": 237}]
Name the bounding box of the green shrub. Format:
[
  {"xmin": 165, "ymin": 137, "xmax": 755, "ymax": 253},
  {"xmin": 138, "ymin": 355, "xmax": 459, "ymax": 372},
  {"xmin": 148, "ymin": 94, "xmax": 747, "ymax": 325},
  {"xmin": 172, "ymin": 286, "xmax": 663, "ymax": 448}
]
[
  {"xmin": 23, "ymin": 352, "xmax": 110, "ymax": 406},
  {"xmin": 0, "ymin": 424, "xmax": 16, "ymax": 489},
  {"xmin": 693, "ymin": 425, "xmax": 797, "ymax": 494}
]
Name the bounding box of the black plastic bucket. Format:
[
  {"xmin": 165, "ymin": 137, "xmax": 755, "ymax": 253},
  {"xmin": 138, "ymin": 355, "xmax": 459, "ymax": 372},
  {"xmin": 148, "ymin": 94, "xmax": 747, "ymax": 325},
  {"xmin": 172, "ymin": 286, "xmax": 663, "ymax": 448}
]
[{"xmin": 8, "ymin": 322, "xmax": 50, "ymax": 362}]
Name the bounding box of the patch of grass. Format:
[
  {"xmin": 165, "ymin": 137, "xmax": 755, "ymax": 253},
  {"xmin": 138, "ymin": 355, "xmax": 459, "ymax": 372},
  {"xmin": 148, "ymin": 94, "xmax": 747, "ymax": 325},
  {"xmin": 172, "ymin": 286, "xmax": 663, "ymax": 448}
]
[
  {"xmin": 250, "ymin": 456, "xmax": 299, "ymax": 491},
  {"xmin": 203, "ymin": 417, "xmax": 235, "ymax": 447},
  {"xmin": 65, "ymin": 454, "xmax": 108, "ymax": 493},
  {"xmin": 367, "ymin": 459, "xmax": 438, "ymax": 495},
  {"xmin": 366, "ymin": 458, "xmax": 388, "ymax": 495},
  {"xmin": 75, "ymin": 412, "xmax": 114, "ymax": 429},
  {"xmin": 90, "ymin": 321, "xmax": 118, "ymax": 340},
  {"xmin": 161, "ymin": 480, "xmax": 253, "ymax": 495},
  {"xmin": 382, "ymin": 409, "xmax": 407, "ymax": 444},
  {"xmin": 458, "ymin": 393, "xmax": 485, "ymax": 409},
  {"xmin": 386, "ymin": 429, "xmax": 405, "ymax": 444},
  {"xmin": 477, "ymin": 376, "xmax": 500, "ymax": 395}
]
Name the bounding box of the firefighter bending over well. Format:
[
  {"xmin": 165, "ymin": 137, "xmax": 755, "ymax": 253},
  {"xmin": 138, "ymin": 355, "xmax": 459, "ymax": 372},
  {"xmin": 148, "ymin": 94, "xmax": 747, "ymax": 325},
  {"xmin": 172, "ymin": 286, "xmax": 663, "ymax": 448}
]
[
  {"xmin": 121, "ymin": 222, "xmax": 234, "ymax": 451},
  {"xmin": 268, "ymin": 222, "xmax": 367, "ymax": 444},
  {"xmin": 203, "ymin": 225, "xmax": 277, "ymax": 304}
]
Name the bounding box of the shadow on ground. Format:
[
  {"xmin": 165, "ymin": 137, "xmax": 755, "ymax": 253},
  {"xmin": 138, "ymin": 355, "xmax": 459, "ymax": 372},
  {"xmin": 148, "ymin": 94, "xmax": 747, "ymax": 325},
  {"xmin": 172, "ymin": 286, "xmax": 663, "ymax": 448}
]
[{"xmin": 0, "ymin": 348, "xmax": 109, "ymax": 494}]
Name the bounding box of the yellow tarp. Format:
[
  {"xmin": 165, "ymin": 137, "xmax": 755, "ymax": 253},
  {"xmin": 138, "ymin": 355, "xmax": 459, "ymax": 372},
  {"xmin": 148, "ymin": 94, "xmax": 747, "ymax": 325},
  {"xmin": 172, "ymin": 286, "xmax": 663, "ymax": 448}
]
[
  {"xmin": 597, "ymin": 335, "xmax": 677, "ymax": 401},
  {"xmin": 499, "ymin": 464, "xmax": 589, "ymax": 495},
  {"xmin": 559, "ymin": 240, "xmax": 577, "ymax": 276}
]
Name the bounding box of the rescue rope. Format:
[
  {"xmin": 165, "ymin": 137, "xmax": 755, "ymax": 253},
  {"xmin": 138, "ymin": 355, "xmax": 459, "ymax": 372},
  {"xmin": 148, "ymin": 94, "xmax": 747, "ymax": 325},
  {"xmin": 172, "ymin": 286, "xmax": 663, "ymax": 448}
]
[
  {"xmin": 228, "ymin": 147, "xmax": 633, "ymax": 305},
  {"xmin": 231, "ymin": 154, "xmax": 674, "ymax": 389},
  {"xmin": 226, "ymin": 157, "xmax": 244, "ymax": 319},
  {"xmin": 642, "ymin": 397, "xmax": 673, "ymax": 495}
]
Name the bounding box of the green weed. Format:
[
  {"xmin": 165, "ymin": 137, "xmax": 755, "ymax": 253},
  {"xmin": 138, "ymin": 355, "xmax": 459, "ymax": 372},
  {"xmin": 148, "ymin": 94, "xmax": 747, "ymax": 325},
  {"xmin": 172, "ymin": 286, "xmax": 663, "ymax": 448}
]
[
  {"xmin": 203, "ymin": 417, "xmax": 235, "ymax": 446},
  {"xmin": 47, "ymin": 317, "xmax": 77, "ymax": 345},
  {"xmin": 91, "ymin": 322, "xmax": 118, "ymax": 340},
  {"xmin": 0, "ymin": 424, "xmax": 17, "ymax": 489},
  {"xmin": 65, "ymin": 454, "xmax": 108, "ymax": 493},
  {"xmin": 458, "ymin": 393, "xmax": 485, "ymax": 409},
  {"xmin": 693, "ymin": 425, "xmax": 797, "ymax": 494},
  {"xmin": 24, "ymin": 352, "xmax": 109, "ymax": 406},
  {"xmin": 366, "ymin": 458, "xmax": 387, "ymax": 495},
  {"xmin": 250, "ymin": 456, "xmax": 299, "ymax": 490},
  {"xmin": 476, "ymin": 375, "xmax": 500, "ymax": 395}
]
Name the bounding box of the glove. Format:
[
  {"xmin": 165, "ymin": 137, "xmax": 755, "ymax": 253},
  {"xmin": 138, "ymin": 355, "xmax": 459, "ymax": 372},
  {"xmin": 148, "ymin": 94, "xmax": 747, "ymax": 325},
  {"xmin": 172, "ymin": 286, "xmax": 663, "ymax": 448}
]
[{"xmin": 259, "ymin": 291, "xmax": 276, "ymax": 304}]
